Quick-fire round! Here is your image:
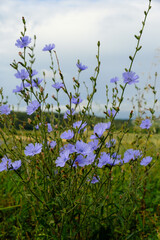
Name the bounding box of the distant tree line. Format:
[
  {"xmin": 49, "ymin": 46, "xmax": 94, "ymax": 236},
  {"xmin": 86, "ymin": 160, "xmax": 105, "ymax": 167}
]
[{"xmin": 0, "ymin": 111, "xmax": 136, "ymax": 132}]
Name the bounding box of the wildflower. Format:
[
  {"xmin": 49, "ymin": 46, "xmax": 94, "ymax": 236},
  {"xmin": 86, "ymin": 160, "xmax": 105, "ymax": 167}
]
[
  {"xmin": 108, "ymin": 109, "xmax": 116, "ymax": 117},
  {"xmin": 76, "ymin": 62, "xmax": 88, "ymax": 71},
  {"xmin": 73, "ymin": 120, "xmax": 87, "ymax": 133},
  {"xmin": 71, "ymin": 96, "xmax": 83, "ymax": 105},
  {"xmin": 88, "ymin": 139, "xmax": 99, "ymax": 151},
  {"xmin": 13, "ymin": 82, "xmax": 31, "ymax": 93},
  {"xmin": 85, "ymin": 153, "xmax": 96, "ymax": 165},
  {"xmin": 26, "ymin": 100, "xmax": 40, "ymax": 115},
  {"xmin": 24, "ymin": 143, "xmax": 42, "ymax": 156},
  {"xmin": 90, "ymin": 122, "xmax": 111, "ymax": 139},
  {"xmin": 60, "ymin": 143, "xmax": 75, "ymax": 154},
  {"xmin": 0, "ymin": 105, "xmax": 11, "ymax": 115},
  {"xmin": 123, "ymin": 71, "xmax": 139, "ymax": 85},
  {"xmin": 42, "ymin": 44, "xmax": 55, "ymax": 51},
  {"xmin": 106, "ymin": 139, "xmax": 116, "ymax": 148},
  {"xmin": 55, "ymin": 150, "xmax": 70, "ymax": 167},
  {"xmin": 64, "ymin": 108, "xmax": 75, "ymax": 119},
  {"xmin": 31, "ymin": 78, "xmax": 43, "ymax": 88},
  {"xmin": 52, "ymin": 82, "xmax": 64, "ymax": 89},
  {"xmin": 73, "ymin": 155, "xmax": 86, "ymax": 167},
  {"xmin": 11, "ymin": 160, "xmax": 21, "ymax": 170},
  {"xmin": 140, "ymin": 119, "xmax": 152, "ymax": 129},
  {"xmin": 31, "ymin": 70, "xmax": 38, "ymax": 77},
  {"xmin": 110, "ymin": 77, "xmax": 119, "ymax": 83},
  {"xmin": 35, "ymin": 123, "xmax": 40, "ymax": 130},
  {"xmin": 140, "ymin": 156, "xmax": 152, "ymax": 166},
  {"xmin": 15, "ymin": 69, "xmax": 29, "ymax": 80},
  {"xmin": 60, "ymin": 130, "xmax": 74, "ymax": 140},
  {"xmin": 15, "ymin": 36, "xmax": 31, "ymax": 48},
  {"xmin": 75, "ymin": 140, "xmax": 92, "ymax": 155},
  {"xmin": 123, "ymin": 149, "xmax": 142, "ymax": 163},
  {"xmin": 111, "ymin": 153, "xmax": 122, "ymax": 165},
  {"xmin": 47, "ymin": 123, "xmax": 53, "ymax": 133},
  {"xmin": 0, "ymin": 157, "xmax": 21, "ymax": 172},
  {"xmin": 0, "ymin": 156, "xmax": 12, "ymax": 172},
  {"xmin": 90, "ymin": 175, "xmax": 100, "ymax": 184},
  {"xmin": 13, "ymin": 84, "xmax": 23, "ymax": 93},
  {"xmin": 48, "ymin": 141, "xmax": 57, "ymax": 148},
  {"xmin": 98, "ymin": 152, "xmax": 113, "ymax": 168}
]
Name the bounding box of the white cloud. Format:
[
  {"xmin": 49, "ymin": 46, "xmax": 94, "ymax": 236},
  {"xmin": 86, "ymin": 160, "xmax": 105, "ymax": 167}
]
[{"xmin": 0, "ymin": 0, "xmax": 160, "ymax": 118}]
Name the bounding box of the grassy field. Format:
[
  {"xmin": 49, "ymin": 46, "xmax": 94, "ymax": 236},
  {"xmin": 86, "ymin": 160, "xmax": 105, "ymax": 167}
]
[{"xmin": 0, "ymin": 131, "xmax": 160, "ymax": 239}]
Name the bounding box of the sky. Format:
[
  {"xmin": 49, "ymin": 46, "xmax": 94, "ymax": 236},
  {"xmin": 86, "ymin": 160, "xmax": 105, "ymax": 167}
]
[{"xmin": 0, "ymin": 0, "xmax": 160, "ymax": 118}]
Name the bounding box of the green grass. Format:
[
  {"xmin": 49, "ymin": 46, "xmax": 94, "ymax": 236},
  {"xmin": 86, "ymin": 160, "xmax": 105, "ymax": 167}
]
[{"xmin": 0, "ymin": 132, "xmax": 160, "ymax": 239}]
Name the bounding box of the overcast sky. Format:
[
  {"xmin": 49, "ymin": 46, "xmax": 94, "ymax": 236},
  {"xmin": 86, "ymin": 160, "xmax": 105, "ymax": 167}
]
[{"xmin": 0, "ymin": 0, "xmax": 160, "ymax": 118}]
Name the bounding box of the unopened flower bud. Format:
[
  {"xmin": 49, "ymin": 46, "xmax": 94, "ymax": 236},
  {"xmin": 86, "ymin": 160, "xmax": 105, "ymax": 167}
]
[
  {"xmin": 22, "ymin": 17, "xmax": 26, "ymax": 24},
  {"xmin": 28, "ymin": 118, "xmax": 32, "ymax": 124},
  {"xmin": 52, "ymin": 95, "xmax": 57, "ymax": 100},
  {"xmin": 40, "ymin": 86, "xmax": 44, "ymax": 92}
]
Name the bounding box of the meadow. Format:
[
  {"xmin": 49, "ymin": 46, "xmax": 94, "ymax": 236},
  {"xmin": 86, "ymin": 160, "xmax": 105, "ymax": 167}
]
[
  {"xmin": 1, "ymin": 0, "xmax": 160, "ymax": 239},
  {"xmin": 0, "ymin": 118, "xmax": 160, "ymax": 239}
]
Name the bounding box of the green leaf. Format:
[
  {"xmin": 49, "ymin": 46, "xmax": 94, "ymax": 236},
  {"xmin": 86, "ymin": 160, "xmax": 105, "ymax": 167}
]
[
  {"xmin": 134, "ymin": 35, "xmax": 140, "ymax": 40},
  {"xmin": 0, "ymin": 205, "xmax": 21, "ymax": 211},
  {"xmin": 136, "ymin": 46, "xmax": 142, "ymax": 51}
]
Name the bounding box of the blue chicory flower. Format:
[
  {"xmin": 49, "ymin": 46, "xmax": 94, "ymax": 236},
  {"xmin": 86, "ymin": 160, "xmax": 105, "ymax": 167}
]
[
  {"xmin": 42, "ymin": 44, "xmax": 55, "ymax": 51},
  {"xmin": 13, "ymin": 82, "xmax": 31, "ymax": 93},
  {"xmin": 0, "ymin": 156, "xmax": 12, "ymax": 172},
  {"xmin": 90, "ymin": 175, "xmax": 100, "ymax": 184},
  {"xmin": 73, "ymin": 155, "xmax": 87, "ymax": 167},
  {"xmin": 98, "ymin": 152, "xmax": 113, "ymax": 168},
  {"xmin": 85, "ymin": 153, "xmax": 96, "ymax": 165},
  {"xmin": 106, "ymin": 139, "xmax": 116, "ymax": 148},
  {"xmin": 60, "ymin": 130, "xmax": 74, "ymax": 140},
  {"xmin": 47, "ymin": 123, "xmax": 53, "ymax": 133},
  {"xmin": 31, "ymin": 78, "xmax": 43, "ymax": 88},
  {"xmin": 64, "ymin": 108, "xmax": 75, "ymax": 119},
  {"xmin": 52, "ymin": 82, "xmax": 64, "ymax": 89},
  {"xmin": 88, "ymin": 139, "xmax": 99, "ymax": 151},
  {"xmin": 35, "ymin": 123, "xmax": 40, "ymax": 130},
  {"xmin": 48, "ymin": 141, "xmax": 57, "ymax": 149},
  {"xmin": 140, "ymin": 156, "xmax": 152, "ymax": 166},
  {"xmin": 26, "ymin": 100, "xmax": 41, "ymax": 115},
  {"xmin": 110, "ymin": 77, "xmax": 119, "ymax": 83},
  {"xmin": 13, "ymin": 84, "xmax": 23, "ymax": 93},
  {"xmin": 15, "ymin": 69, "xmax": 29, "ymax": 80},
  {"xmin": 73, "ymin": 120, "xmax": 87, "ymax": 133},
  {"xmin": 0, "ymin": 156, "xmax": 21, "ymax": 172},
  {"xmin": 123, "ymin": 149, "xmax": 142, "ymax": 163},
  {"xmin": 15, "ymin": 36, "xmax": 31, "ymax": 48},
  {"xmin": 60, "ymin": 143, "xmax": 76, "ymax": 154},
  {"xmin": 111, "ymin": 153, "xmax": 122, "ymax": 165},
  {"xmin": 76, "ymin": 62, "xmax": 88, "ymax": 71},
  {"xmin": 123, "ymin": 71, "xmax": 139, "ymax": 85},
  {"xmin": 71, "ymin": 96, "xmax": 83, "ymax": 105},
  {"xmin": 140, "ymin": 119, "xmax": 152, "ymax": 129},
  {"xmin": 24, "ymin": 143, "xmax": 42, "ymax": 156},
  {"xmin": 90, "ymin": 122, "xmax": 111, "ymax": 139},
  {"xmin": 0, "ymin": 105, "xmax": 11, "ymax": 115},
  {"xmin": 11, "ymin": 160, "xmax": 21, "ymax": 170},
  {"xmin": 75, "ymin": 140, "xmax": 92, "ymax": 155},
  {"xmin": 108, "ymin": 109, "xmax": 116, "ymax": 117},
  {"xmin": 31, "ymin": 70, "xmax": 38, "ymax": 77},
  {"xmin": 55, "ymin": 150, "xmax": 70, "ymax": 167}
]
